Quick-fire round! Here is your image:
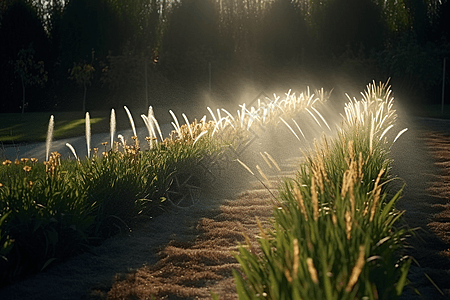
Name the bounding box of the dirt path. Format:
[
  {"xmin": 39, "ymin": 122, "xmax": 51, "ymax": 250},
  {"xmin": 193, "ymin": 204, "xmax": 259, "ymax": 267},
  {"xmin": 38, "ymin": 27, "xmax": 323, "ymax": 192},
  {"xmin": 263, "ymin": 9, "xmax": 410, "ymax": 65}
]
[{"xmin": 392, "ymin": 115, "xmax": 450, "ymax": 299}]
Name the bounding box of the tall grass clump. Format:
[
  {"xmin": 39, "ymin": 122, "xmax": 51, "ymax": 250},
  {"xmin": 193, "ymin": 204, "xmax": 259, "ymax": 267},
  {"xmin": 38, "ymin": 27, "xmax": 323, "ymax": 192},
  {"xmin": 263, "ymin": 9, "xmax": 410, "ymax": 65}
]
[
  {"xmin": 0, "ymin": 86, "xmax": 331, "ymax": 285},
  {"xmin": 0, "ymin": 155, "xmax": 93, "ymax": 283},
  {"xmin": 233, "ymin": 81, "xmax": 411, "ymax": 300},
  {"xmin": 0, "ymin": 109, "xmax": 238, "ymax": 285}
]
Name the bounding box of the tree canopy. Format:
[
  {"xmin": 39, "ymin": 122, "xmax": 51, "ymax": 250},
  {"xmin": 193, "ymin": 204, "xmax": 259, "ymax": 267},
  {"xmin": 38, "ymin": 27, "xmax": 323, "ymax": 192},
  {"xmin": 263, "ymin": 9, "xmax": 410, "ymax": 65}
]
[{"xmin": 0, "ymin": 0, "xmax": 448, "ymax": 112}]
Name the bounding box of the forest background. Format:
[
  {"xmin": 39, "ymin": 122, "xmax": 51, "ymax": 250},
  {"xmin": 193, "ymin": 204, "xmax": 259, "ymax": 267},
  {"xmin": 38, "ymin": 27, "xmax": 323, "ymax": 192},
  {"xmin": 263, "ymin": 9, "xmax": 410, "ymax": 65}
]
[{"xmin": 1, "ymin": 0, "xmax": 449, "ymax": 114}]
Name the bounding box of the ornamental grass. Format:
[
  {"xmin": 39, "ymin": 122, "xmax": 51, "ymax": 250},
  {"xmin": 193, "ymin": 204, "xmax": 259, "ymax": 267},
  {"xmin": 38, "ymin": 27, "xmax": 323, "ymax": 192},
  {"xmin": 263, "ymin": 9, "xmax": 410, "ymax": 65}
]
[{"xmin": 233, "ymin": 81, "xmax": 411, "ymax": 300}]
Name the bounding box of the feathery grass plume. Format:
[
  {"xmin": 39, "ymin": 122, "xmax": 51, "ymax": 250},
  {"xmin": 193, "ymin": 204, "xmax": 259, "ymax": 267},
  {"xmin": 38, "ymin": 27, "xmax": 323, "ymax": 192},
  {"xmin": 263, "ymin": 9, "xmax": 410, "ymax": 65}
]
[
  {"xmin": 207, "ymin": 106, "xmax": 218, "ymax": 124},
  {"xmin": 284, "ymin": 268, "xmax": 293, "ymax": 283},
  {"xmin": 85, "ymin": 112, "xmax": 91, "ymax": 159},
  {"xmin": 147, "ymin": 106, "xmax": 153, "ymax": 124},
  {"xmin": 379, "ymin": 124, "xmax": 394, "ymax": 141},
  {"xmin": 260, "ymin": 152, "xmax": 272, "ymax": 168},
  {"xmin": 293, "ymin": 185, "xmax": 308, "ymax": 221},
  {"xmin": 305, "ymin": 107, "xmax": 322, "ymax": 128},
  {"xmin": 141, "ymin": 115, "xmax": 156, "ymax": 148},
  {"xmin": 264, "ymin": 152, "xmax": 281, "ymax": 172},
  {"xmin": 345, "ymin": 245, "xmax": 366, "ymax": 292},
  {"xmin": 358, "ymin": 152, "xmax": 364, "ymax": 180},
  {"xmin": 345, "ymin": 210, "xmax": 352, "ymax": 240},
  {"xmin": 117, "ymin": 134, "xmax": 125, "ymax": 149},
  {"xmin": 306, "ymin": 258, "xmax": 319, "ymax": 284},
  {"xmin": 311, "ymin": 106, "xmax": 331, "ymax": 131},
  {"xmin": 182, "ymin": 113, "xmax": 194, "ymax": 140},
  {"xmin": 110, "ymin": 108, "xmax": 116, "ymax": 150},
  {"xmin": 332, "ymin": 212, "xmax": 337, "ymax": 225},
  {"xmin": 313, "ymin": 140, "xmax": 328, "ymax": 193},
  {"xmin": 45, "ymin": 115, "xmax": 54, "ymax": 162},
  {"xmin": 193, "ymin": 131, "xmax": 208, "ymax": 146},
  {"xmin": 370, "ymin": 168, "xmax": 385, "ymax": 221},
  {"xmin": 150, "ymin": 114, "xmax": 163, "ymax": 141},
  {"xmin": 256, "ymin": 165, "xmax": 271, "ymax": 188},
  {"xmin": 311, "ymin": 176, "xmax": 319, "ymax": 221},
  {"xmin": 236, "ymin": 159, "xmax": 255, "ymax": 176},
  {"xmin": 169, "ymin": 110, "xmax": 182, "ymax": 138},
  {"xmin": 341, "ymin": 169, "xmax": 351, "ymax": 199},
  {"xmin": 293, "ymin": 239, "xmax": 299, "ymax": 279},
  {"xmin": 124, "ymin": 106, "xmax": 137, "ymax": 138},
  {"xmin": 279, "ymin": 117, "xmax": 301, "ymax": 141},
  {"xmin": 65, "ymin": 143, "xmax": 78, "ymax": 160},
  {"xmin": 393, "ymin": 128, "xmax": 409, "ymax": 144},
  {"xmin": 292, "ymin": 119, "xmax": 307, "ymax": 141},
  {"xmin": 255, "ymin": 216, "xmax": 267, "ymax": 240},
  {"xmin": 369, "ymin": 115, "xmax": 375, "ymax": 154}
]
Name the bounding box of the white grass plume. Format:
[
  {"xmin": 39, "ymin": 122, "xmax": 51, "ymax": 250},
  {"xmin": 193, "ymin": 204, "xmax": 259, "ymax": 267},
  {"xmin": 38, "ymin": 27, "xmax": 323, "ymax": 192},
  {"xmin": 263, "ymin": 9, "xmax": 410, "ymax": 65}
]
[
  {"xmin": 311, "ymin": 107, "xmax": 331, "ymax": 131},
  {"xmin": 279, "ymin": 117, "xmax": 301, "ymax": 141},
  {"xmin": 45, "ymin": 115, "xmax": 54, "ymax": 161},
  {"xmin": 305, "ymin": 108, "xmax": 322, "ymax": 128},
  {"xmin": 124, "ymin": 106, "xmax": 137, "ymax": 137},
  {"xmin": 150, "ymin": 115, "xmax": 164, "ymax": 141},
  {"xmin": 393, "ymin": 128, "xmax": 408, "ymax": 144},
  {"xmin": 193, "ymin": 131, "xmax": 208, "ymax": 146},
  {"xmin": 66, "ymin": 143, "xmax": 78, "ymax": 160},
  {"xmin": 86, "ymin": 112, "xmax": 91, "ymax": 159},
  {"xmin": 110, "ymin": 108, "xmax": 116, "ymax": 150},
  {"xmin": 182, "ymin": 113, "xmax": 193, "ymax": 139},
  {"xmin": 292, "ymin": 119, "xmax": 307, "ymax": 141},
  {"xmin": 169, "ymin": 110, "xmax": 181, "ymax": 138}
]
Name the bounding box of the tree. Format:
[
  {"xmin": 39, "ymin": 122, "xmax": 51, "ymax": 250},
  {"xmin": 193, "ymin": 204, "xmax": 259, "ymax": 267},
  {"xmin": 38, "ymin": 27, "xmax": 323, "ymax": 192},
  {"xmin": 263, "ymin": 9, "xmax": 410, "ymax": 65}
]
[
  {"xmin": 317, "ymin": 0, "xmax": 386, "ymax": 57},
  {"xmin": 0, "ymin": 0, "xmax": 49, "ymax": 112},
  {"xmin": 13, "ymin": 44, "xmax": 48, "ymax": 114},
  {"xmin": 163, "ymin": 0, "xmax": 220, "ymax": 83},
  {"xmin": 262, "ymin": 0, "xmax": 309, "ymax": 65},
  {"xmin": 68, "ymin": 60, "xmax": 95, "ymax": 112}
]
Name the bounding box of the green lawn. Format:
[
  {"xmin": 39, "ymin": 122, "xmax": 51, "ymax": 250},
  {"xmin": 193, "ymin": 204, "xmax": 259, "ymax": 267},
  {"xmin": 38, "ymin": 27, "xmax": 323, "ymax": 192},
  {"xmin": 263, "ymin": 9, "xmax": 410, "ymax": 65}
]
[{"xmin": 0, "ymin": 110, "xmax": 146, "ymax": 143}]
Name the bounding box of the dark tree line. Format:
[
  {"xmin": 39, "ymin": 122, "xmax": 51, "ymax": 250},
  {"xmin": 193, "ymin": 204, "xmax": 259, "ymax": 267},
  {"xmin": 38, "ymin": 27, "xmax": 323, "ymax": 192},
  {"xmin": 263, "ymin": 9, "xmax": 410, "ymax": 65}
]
[{"xmin": 0, "ymin": 0, "xmax": 449, "ymax": 113}]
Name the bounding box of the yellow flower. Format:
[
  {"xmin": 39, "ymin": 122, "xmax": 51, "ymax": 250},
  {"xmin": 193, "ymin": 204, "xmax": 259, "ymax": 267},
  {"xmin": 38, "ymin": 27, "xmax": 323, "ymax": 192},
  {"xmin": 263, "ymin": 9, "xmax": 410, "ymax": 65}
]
[
  {"xmin": 23, "ymin": 166, "xmax": 32, "ymax": 173},
  {"xmin": 102, "ymin": 142, "xmax": 108, "ymax": 146},
  {"xmin": 30, "ymin": 158, "xmax": 38, "ymax": 164},
  {"xmin": 20, "ymin": 158, "xmax": 29, "ymax": 164},
  {"xmin": 2, "ymin": 160, "xmax": 12, "ymax": 166},
  {"xmin": 29, "ymin": 181, "xmax": 33, "ymax": 188},
  {"xmin": 14, "ymin": 159, "xmax": 20, "ymax": 165},
  {"xmin": 0, "ymin": 183, "xmax": 3, "ymax": 187}
]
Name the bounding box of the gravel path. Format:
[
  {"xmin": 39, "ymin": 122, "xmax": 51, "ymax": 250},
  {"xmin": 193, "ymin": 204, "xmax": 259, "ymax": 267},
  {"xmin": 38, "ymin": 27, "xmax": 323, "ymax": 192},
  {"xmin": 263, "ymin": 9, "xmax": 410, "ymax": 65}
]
[{"xmin": 392, "ymin": 113, "xmax": 450, "ymax": 299}]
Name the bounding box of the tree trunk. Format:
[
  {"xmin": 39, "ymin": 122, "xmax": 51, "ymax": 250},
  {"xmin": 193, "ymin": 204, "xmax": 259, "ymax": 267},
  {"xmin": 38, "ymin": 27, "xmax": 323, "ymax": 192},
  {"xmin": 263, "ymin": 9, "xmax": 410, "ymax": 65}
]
[{"xmin": 21, "ymin": 76, "xmax": 25, "ymax": 114}]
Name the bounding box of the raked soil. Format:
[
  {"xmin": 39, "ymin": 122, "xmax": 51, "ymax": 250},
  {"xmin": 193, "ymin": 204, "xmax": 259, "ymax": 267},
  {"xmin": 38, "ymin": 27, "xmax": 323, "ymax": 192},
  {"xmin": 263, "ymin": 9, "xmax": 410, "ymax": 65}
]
[{"xmin": 1, "ymin": 113, "xmax": 450, "ymax": 299}]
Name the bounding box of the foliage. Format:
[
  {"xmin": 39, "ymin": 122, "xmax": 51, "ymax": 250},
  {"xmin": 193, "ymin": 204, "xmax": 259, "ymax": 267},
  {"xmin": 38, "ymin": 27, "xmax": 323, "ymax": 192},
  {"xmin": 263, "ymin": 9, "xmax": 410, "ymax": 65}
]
[
  {"xmin": 376, "ymin": 33, "xmax": 449, "ymax": 98},
  {"xmin": 233, "ymin": 81, "xmax": 411, "ymax": 299},
  {"xmin": 0, "ymin": 110, "xmax": 238, "ymax": 285},
  {"xmin": 2, "ymin": 0, "xmax": 449, "ymax": 112},
  {"xmin": 68, "ymin": 61, "xmax": 95, "ymax": 112},
  {"xmin": 12, "ymin": 44, "xmax": 48, "ymax": 114}
]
